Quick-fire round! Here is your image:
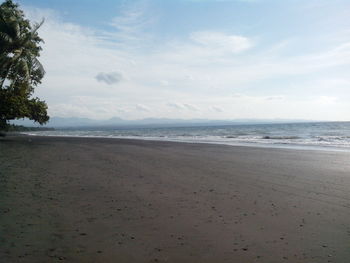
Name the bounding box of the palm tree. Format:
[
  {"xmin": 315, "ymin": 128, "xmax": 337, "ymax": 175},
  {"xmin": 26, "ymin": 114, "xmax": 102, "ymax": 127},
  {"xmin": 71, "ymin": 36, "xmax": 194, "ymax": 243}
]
[
  {"xmin": 0, "ymin": 0, "xmax": 48, "ymax": 130},
  {"xmin": 0, "ymin": 2, "xmax": 45, "ymax": 91}
]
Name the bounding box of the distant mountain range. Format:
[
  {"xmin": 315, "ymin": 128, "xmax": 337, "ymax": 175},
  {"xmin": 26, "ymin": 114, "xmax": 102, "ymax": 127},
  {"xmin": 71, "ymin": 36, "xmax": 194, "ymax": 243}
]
[{"xmin": 11, "ymin": 117, "xmax": 316, "ymax": 129}]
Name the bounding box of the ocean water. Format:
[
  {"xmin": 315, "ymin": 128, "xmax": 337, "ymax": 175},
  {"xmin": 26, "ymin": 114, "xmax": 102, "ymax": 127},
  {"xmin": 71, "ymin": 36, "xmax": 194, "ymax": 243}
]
[{"xmin": 24, "ymin": 122, "xmax": 350, "ymax": 151}]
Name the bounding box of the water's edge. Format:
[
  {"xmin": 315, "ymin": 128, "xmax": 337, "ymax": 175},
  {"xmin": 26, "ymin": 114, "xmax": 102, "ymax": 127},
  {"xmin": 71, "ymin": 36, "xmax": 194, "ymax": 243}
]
[{"xmin": 21, "ymin": 131, "xmax": 350, "ymax": 153}]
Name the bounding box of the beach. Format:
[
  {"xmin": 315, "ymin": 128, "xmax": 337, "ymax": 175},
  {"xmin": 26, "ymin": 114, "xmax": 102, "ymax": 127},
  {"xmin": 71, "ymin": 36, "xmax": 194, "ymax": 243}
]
[{"xmin": 1, "ymin": 135, "xmax": 350, "ymax": 263}]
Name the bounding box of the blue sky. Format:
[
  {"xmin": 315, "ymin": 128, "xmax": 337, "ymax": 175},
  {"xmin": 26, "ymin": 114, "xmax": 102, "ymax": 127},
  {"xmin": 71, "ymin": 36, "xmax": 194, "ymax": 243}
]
[{"xmin": 14, "ymin": 0, "xmax": 350, "ymax": 120}]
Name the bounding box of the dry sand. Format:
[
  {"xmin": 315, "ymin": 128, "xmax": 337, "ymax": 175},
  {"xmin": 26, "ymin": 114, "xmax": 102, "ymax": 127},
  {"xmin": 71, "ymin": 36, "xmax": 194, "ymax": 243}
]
[{"xmin": 1, "ymin": 135, "xmax": 350, "ymax": 262}]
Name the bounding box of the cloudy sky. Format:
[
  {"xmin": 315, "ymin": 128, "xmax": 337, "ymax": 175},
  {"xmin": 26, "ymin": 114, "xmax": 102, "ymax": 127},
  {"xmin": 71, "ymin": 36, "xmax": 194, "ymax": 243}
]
[{"xmin": 17, "ymin": 0, "xmax": 350, "ymax": 120}]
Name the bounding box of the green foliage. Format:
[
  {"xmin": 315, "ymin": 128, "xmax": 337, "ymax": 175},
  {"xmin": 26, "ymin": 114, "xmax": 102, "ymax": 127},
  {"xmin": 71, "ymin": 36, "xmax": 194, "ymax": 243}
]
[{"xmin": 0, "ymin": 0, "xmax": 49, "ymax": 131}]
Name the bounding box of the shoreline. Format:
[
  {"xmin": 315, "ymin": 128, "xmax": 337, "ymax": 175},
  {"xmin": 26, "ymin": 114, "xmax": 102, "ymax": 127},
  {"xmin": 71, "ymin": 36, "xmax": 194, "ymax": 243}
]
[
  {"xmin": 1, "ymin": 135, "xmax": 350, "ymax": 262},
  {"xmin": 18, "ymin": 132, "xmax": 350, "ymax": 153}
]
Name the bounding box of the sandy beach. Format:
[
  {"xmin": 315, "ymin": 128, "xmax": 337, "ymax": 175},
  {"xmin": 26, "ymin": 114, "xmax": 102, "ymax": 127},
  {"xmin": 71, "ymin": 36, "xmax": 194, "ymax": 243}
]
[{"xmin": 1, "ymin": 135, "xmax": 350, "ymax": 262}]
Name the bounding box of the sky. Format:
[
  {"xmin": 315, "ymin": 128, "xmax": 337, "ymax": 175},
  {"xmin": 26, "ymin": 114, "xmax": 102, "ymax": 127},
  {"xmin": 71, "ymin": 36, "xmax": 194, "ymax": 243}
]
[{"xmin": 14, "ymin": 0, "xmax": 350, "ymax": 121}]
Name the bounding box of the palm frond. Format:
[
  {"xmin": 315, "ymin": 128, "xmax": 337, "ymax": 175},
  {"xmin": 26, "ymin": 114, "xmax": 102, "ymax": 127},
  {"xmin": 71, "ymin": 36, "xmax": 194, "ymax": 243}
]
[
  {"xmin": 31, "ymin": 19, "xmax": 44, "ymax": 34},
  {"xmin": 31, "ymin": 56, "xmax": 45, "ymax": 76},
  {"xmin": 0, "ymin": 31, "xmax": 13, "ymax": 44}
]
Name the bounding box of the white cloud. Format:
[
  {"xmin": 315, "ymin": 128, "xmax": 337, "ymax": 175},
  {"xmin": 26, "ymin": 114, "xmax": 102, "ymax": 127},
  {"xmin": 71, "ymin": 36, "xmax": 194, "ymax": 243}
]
[
  {"xmin": 183, "ymin": 103, "xmax": 199, "ymax": 111},
  {"xmin": 160, "ymin": 80, "xmax": 170, "ymax": 86},
  {"xmin": 265, "ymin": 96, "xmax": 285, "ymax": 101},
  {"xmin": 49, "ymin": 103, "xmax": 92, "ymax": 118},
  {"xmin": 212, "ymin": 106, "xmax": 224, "ymax": 112},
  {"xmin": 190, "ymin": 31, "xmax": 253, "ymax": 54},
  {"xmin": 167, "ymin": 103, "xmax": 185, "ymax": 110},
  {"xmin": 101, "ymin": 1, "xmax": 156, "ymax": 49},
  {"xmin": 166, "ymin": 103, "xmax": 199, "ymax": 111},
  {"xmin": 316, "ymin": 96, "xmax": 338, "ymax": 104},
  {"xmin": 22, "ymin": 4, "xmax": 350, "ymax": 121},
  {"xmin": 136, "ymin": 104, "xmax": 150, "ymax": 112},
  {"xmin": 188, "ymin": 0, "xmax": 260, "ymax": 2}
]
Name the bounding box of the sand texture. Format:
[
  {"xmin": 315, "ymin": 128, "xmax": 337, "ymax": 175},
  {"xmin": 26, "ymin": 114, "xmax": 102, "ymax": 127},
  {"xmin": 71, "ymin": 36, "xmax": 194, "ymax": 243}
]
[{"xmin": 1, "ymin": 136, "xmax": 350, "ymax": 262}]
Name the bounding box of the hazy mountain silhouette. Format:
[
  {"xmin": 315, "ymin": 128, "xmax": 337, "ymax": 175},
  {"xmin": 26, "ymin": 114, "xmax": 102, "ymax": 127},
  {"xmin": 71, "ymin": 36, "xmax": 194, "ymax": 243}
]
[{"xmin": 12, "ymin": 117, "xmax": 314, "ymax": 128}]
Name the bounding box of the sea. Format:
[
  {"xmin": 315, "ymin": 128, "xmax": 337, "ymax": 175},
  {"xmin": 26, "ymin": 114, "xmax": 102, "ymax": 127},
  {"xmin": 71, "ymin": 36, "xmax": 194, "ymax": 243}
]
[{"xmin": 23, "ymin": 122, "xmax": 350, "ymax": 151}]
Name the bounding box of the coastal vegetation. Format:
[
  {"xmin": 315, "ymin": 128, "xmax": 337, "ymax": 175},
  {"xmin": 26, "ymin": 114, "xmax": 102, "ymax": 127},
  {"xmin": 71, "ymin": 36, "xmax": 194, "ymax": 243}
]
[{"xmin": 0, "ymin": 0, "xmax": 49, "ymax": 132}]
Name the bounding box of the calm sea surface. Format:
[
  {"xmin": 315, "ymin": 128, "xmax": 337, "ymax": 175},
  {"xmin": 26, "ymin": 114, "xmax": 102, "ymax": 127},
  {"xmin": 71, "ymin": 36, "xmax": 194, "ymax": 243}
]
[{"xmin": 24, "ymin": 122, "xmax": 350, "ymax": 151}]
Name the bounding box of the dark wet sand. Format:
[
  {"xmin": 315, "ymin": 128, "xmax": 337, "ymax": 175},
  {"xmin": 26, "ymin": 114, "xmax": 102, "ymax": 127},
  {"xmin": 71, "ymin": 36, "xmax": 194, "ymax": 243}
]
[{"xmin": 1, "ymin": 135, "xmax": 350, "ymax": 262}]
